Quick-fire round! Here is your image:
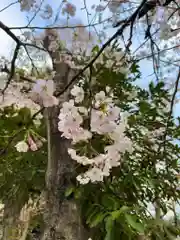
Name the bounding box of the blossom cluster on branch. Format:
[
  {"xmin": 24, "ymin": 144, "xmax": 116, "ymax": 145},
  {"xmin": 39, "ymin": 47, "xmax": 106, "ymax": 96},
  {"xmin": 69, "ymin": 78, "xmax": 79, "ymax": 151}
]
[
  {"xmin": 0, "ymin": 80, "xmax": 43, "ymax": 125},
  {"xmin": 58, "ymin": 84, "xmax": 133, "ymax": 184},
  {"xmin": 15, "ymin": 133, "xmax": 45, "ymax": 152},
  {"xmin": 30, "ymin": 79, "xmax": 59, "ymax": 107}
]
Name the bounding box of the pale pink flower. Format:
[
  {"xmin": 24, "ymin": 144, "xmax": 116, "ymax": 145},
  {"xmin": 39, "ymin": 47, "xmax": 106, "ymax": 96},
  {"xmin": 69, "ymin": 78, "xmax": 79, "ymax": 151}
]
[
  {"xmin": 105, "ymin": 145, "xmax": 121, "ymax": 167},
  {"xmin": 72, "ymin": 128, "xmax": 92, "ymax": 143},
  {"xmin": 59, "ymin": 100, "xmax": 75, "ymax": 117},
  {"xmin": 32, "ymin": 79, "xmax": 54, "ymax": 96},
  {"xmin": 20, "ymin": 0, "xmax": 35, "ymax": 12},
  {"xmin": 93, "ymin": 154, "xmax": 110, "ymax": 177},
  {"xmin": 71, "ymin": 85, "xmax": 84, "ymax": 103},
  {"xmin": 28, "ymin": 136, "xmax": 38, "ymax": 151},
  {"xmin": 85, "ymin": 167, "xmax": 104, "ymax": 183},
  {"xmin": 43, "ymin": 95, "xmax": 59, "ymax": 108},
  {"xmin": 95, "ymin": 91, "xmax": 106, "ymax": 103},
  {"xmin": 106, "ymin": 106, "xmax": 120, "ymax": 121},
  {"xmin": 31, "ymin": 79, "xmax": 58, "ymax": 107},
  {"xmin": 68, "ymin": 148, "xmax": 93, "ymax": 165},
  {"xmin": 41, "ymin": 4, "xmax": 53, "ymax": 19},
  {"xmin": 91, "ymin": 109, "xmax": 116, "ymax": 134},
  {"xmin": 62, "ymin": 2, "xmax": 76, "ymax": 17},
  {"xmin": 30, "ymin": 143, "xmax": 38, "ymax": 151}
]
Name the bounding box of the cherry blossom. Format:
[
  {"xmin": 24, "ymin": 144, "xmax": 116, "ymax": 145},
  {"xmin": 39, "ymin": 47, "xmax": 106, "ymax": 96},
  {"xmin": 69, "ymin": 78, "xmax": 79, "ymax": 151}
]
[
  {"xmin": 70, "ymin": 86, "xmax": 84, "ymax": 103},
  {"xmin": 58, "ymin": 86, "xmax": 132, "ymax": 184},
  {"xmin": 62, "ymin": 2, "xmax": 76, "ymax": 17},
  {"xmin": 15, "ymin": 141, "xmax": 29, "ymax": 152},
  {"xmin": 32, "ymin": 79, "xmax": 54, "ymax": 96},
  {"xmin": 78, "ymin": 106, "xmax": 88, "ymax": 116},
  {"xmin": 27, "ymin": 136, "xmax": 38, "ymax": 151},
  {"xmin": 68, "ymin": 148, "xmax": 94, "ymax": 165},
  {"xmin": 20, "ymin": 0, "xmax": 36, "ymax": 12},
  {"xmin": 58, "ymin": 102, "xmax": 92, "ymax": 143},
  {"xmin": 31, "ymin": 79, "xmax": 59, "ymax": 107},
  {"xmin": 91, "ymin": 109, "xmax": 117, "ymax": 134},
  {"xmin": 0, "ymin": 82, "xmax": 43, "ymax": 126},
  {"xmin": 40, "ymin": 4, "xmax": 53, "ymax": 19}
]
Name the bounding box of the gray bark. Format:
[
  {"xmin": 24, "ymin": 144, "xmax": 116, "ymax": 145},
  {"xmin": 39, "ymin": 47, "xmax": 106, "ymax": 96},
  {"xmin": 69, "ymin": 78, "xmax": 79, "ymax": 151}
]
[
  {"xmin": 40, "ymin": 38, "xmax": 89, "ymax": 240},
  {"xmin": 2, "ymin": 198, "xmax": 24, "ymax": 240}
]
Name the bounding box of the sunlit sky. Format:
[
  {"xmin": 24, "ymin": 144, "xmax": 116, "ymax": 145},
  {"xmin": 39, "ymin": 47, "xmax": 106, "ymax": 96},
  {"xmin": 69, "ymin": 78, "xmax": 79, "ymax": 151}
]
[
  {"xmin": 0, "ymin": 0, "xmax": 153, "ymax": 87},
  {"xmin": 0, "ymin": 0, "xmax": 179, "ymax": 112},
  {"xmin": 0, "ymin": 0, "xmax": 179, "ymax": 111}
]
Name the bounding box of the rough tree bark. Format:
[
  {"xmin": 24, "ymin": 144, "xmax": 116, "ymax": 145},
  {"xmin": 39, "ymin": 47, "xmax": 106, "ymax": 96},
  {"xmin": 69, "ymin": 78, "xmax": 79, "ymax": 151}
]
[
  {"xmin": 40, "ymin": 32, "xmax": 89, "ymax": 240},
  {"xmin": 2, "ymin": 198, "xmax": 25, "ymax": 240}
]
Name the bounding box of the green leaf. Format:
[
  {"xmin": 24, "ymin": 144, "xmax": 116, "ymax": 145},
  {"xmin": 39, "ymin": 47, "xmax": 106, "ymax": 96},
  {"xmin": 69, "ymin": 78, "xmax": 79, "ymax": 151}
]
[
  {"xmin": 105, "ymin": 216, "xmax": 114, "ymax": 232},
  {"xmin": 131, "ymin": 62, "xmax": 140, "ymax": 73},
  {"xmin": 139, "ymin": 101, "xmax": 151, "ymax": 113},
  {"xmin": 125, "ymin": 214, "xmax": 144, "ymax": 233},
  {"xmin": 164, "ymin": 227, "xmax": 176, "ymax": 240},
  {"xmin": 105, "ymin": 216, "xmax": 114, "ymax": 240},
  {"xmin": 102, "ymin": 195, "xmax": 120, "ymax": 210},
  {"xmin": 91, "ymin": 45, "xmax": 100, "ymax": 53},
  {"xmin": 65, "ymin": 186, "xmax": 74, "ymax": 197},
  {"xmin": 89, "ymin": 212, "xmax": 107, "ymax": 228},
  {"xmin": 74, "ymin": 188, "xmax": 81, "ymax": 199},
  {"xmin": 111, "ymin": 206, "xmax": 130, "ymax": 220},
  {"xmin": 86, "ymin": 206, "xmax": 99, "ymax": 225}
]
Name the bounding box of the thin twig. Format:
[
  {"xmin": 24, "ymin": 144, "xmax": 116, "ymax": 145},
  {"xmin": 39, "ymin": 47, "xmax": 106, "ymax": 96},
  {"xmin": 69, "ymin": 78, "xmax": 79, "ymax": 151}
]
[
  {"xmin": 2, "ymin": 43, "xmax": 21, "ymax": 94},
  {"xmin": 23, "ymin": 45, "xmax": 39, "ymax": 74},
  {"xmin": 9, "ymin": 19, "xmax": 110, "ymax": 30},
  {"xmin": 136, "ymin": 44, "xmax": 180, "ymax": 61},
  {"xmin": 0, "ymin": 1, "xmax": 18, "ymax": 13},
  {"xmin": 163, "ymin": 68, "xmax": 180, "ymax": 144},
  {"xmin": 27, "ymin": 0, "xmax": 45, "ymax": 26},
  {"xmin": 0, "ymin": 21, "xmax": 48, "ymax": 92}
]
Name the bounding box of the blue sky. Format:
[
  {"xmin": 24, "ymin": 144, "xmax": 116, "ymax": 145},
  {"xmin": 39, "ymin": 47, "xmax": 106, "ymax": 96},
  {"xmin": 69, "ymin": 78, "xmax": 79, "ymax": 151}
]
[
  {"xmin": 0, "ymin": 0, "xmax": 152, "ymax": 82},
  {"xmin": 0, "ymin": 0, "xmax": 179, "ymax": 110}
]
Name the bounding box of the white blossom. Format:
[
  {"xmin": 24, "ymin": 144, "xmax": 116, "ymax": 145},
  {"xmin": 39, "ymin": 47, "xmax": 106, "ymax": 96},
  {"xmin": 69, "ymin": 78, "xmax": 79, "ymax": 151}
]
[
  {"xmin": 71, "ymin": 85, "xmax": 84, "ymax": 103},
  {"xmin": 62, "ymin": 2, "xmax": 76, "ymax": 17},
  {"xmin": 15, "ymin": 141, "xmax": 29, "ymax": 152},
  {"xmin": 58, "ymin": 88, "xmax": 132, "ymax": 184},
  {"xmin": 20, "ymin": 0, "xmax": 35, "ymax": 11},
  {"xmin": 76, "ymin": 175, "xmax": 90, "ymax": 185},
  {"xmin": 78, "ymin": 106, "xmax": 88, "ymax": 116},
  {"xmin": 31, "ymin": 79, "xmax": 58, "ymax": 107},
  {"xmin": 41, "ymin": 4, "xmax": 53, "ymax": 19}
]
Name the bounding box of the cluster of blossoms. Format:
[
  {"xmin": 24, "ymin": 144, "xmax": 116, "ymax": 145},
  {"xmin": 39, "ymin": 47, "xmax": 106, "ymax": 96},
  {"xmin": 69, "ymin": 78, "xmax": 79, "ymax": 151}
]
[
  {"xmin": 40, "ymin": 4, "xmax": 53, "ymax": 19},
  {"xmin": 58, "ymin": 85, "xmax": 133, "ymax": 184},
  {"xmin": 31, "ymin": 79, "xmax": 58, "ymax": 108},
  {"xmin": 20, "ymin": 0, "xmax": 36, "ymax": 12},
  {"xmin": 0, "ymin": 77, "xmax": 57, "ymax": 153},
  {"xmin": 62, "ymin": 2, "xmax": 76, "ymax": 17},
  {"xmin": 94, "ymin": 47, "xmax": 129, "ymax": 76},
  {"xmin": 0, "ymin": 80, "xmax": 43, "ymax": 126},
  {"xmin": 15, "ymin": 134, "xmax": 46, "ymax": 152}
]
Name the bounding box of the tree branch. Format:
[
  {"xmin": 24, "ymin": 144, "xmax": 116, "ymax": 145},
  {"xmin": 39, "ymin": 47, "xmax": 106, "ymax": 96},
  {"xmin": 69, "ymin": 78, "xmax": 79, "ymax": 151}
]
[
  {"xmin": 0, "ymin": 1, "xmax": 18, "ymax": 13},
  {"xmin": 0, "ymin": 21, "xmax": 47, "ymax": 92},
  {"xmin": 2, "ymin": 43, "xmax": 21, "ymax": 94}
]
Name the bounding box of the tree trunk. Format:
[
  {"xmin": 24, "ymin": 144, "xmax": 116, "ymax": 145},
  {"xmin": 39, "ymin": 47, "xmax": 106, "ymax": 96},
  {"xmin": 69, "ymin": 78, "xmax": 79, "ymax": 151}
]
[
  {"xmin": 2, "ymin": 198, "xmax": 24, "ymax": 240},
  {"xmin": 40, "ymin": 56, "xmax": 89, "ymax": 240}
]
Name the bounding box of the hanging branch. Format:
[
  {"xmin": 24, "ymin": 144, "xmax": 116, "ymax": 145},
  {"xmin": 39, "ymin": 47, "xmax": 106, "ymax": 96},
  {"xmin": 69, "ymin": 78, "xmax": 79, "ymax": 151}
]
[
  {"xmin": 2, "ymin": 44, "xmax": 21, "ymax": 94},
  {"xmin": 0, "ymin": 21, "xmax": 47, "ymax": 93}
]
